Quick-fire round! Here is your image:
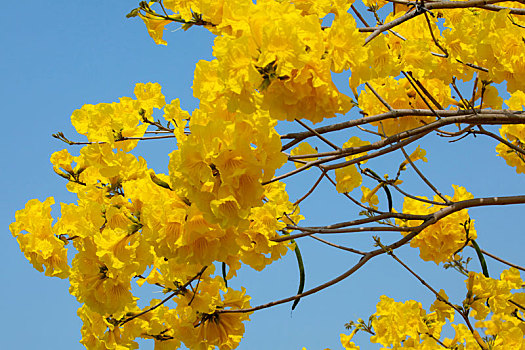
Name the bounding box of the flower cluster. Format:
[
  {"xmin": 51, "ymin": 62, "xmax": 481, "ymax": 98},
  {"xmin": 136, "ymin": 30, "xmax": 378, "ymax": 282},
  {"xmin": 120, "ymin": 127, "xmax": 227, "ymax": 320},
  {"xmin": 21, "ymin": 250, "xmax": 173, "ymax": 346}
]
[
  {"xmin": 342, "ymin": 269, "xmax": 524, "ymax": 349},
  {"xmin": 398, "ymin": 185, "xmax": 476, "ymax": 264},
  {"xmin": 11, "ymin": 82, "xmax": 301, "ymax": 349},
  {"xmin": 11, "ymin": 0, "xmax": 525, "ymax": 348}
]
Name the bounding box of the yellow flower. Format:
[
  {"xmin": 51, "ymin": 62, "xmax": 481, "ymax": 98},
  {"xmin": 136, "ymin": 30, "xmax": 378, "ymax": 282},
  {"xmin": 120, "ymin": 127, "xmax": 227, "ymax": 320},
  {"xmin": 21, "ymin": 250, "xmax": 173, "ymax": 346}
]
[
  {"xmin": 291, "ymin": 142, "xmax": 318, "ymax": 169},
  {"xmin": 69, "ymin": 239, "xmax": 137, "ymax": 315},
  {"xmin": 496, "ymin": 101, "xmax": 525, "ymax": 173},
  {"xmin": 138, "ymin": 12, "xmax": 172, "ymax": 45},
  {"xmin": 326, "ymin": 11, "xmax": 368, "ymax": 74},
  {"xmin": 430, "ymin": 289, "xmax": 454, "ymax": 323},
  {"xmin": 50, "ymin": 149, "xmax": 75, "ymax": 175},
  {"xmin": 70, "ymin": 90, "xmax": 152, "ymax": 151},
  {"xmin": 361, "ymin": 185, "xmax": 380, "ymax": 209},
  {"xmin": 134, "ymin": 82, "xmax": 166, "ymax": 111},
  {"xmin": 10, "ymin": 197, "xmax": 70, "ymax": 278},
  {"xmin": 162, "ymin": 0, "xmax": 198, "ymax": 21},
  {"xmin": 399, "ymin": 145, "xmax": 427, "ymax": 171},
  {"xmin": 163, "ymin": 98, "xmax": 190, "ymax": 143},
  {"xmin": 334, "ymin": 137, "xmax": 371, "ymax": 193},
  {"xmin": 192, "ymin": 287, "xmax": 252, "ymax": 350},
  {"xmin": 340, "ymin": 330, "xmax": 360, "ymax": 349},
  {"xmin": 335, "ymin": 164, "xmax": 361, "ymax": 193},
  {"xmin": 370, "ymin": 296, "xmax": 430, "ymax": 347},
  {"xmin": 464, "ymin": 268, "xmax": 524, "ymax": 321},
  {"xmin": 398, "ymin": 185, "xmax": 476, "ymax": 264}
]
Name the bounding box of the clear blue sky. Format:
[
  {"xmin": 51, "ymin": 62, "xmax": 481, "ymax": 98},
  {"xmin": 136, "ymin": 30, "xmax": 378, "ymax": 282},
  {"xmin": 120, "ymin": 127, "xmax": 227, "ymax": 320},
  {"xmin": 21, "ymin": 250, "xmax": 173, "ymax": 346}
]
[{"xmin": 2, "ymin": 2, "xmax": 524, "ymax": 350}]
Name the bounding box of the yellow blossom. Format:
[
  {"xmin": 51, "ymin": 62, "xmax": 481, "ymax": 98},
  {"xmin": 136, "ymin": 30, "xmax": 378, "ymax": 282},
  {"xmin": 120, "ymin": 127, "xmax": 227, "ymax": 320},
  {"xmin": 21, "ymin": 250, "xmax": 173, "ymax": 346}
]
[
  {"xmin": 291, "ymin": 141, "xmax": 318, "ymax": 169},
  {"xmin": 10, "ymin": 197, "xmax": 70, "ymax": 278},
  {"xmin": 138, "ymin": 12, "xmax": 172, "ymax": 45},
  {"xmin": 398, "ymin": 185, "xmax": 476, "ymax": 264}
]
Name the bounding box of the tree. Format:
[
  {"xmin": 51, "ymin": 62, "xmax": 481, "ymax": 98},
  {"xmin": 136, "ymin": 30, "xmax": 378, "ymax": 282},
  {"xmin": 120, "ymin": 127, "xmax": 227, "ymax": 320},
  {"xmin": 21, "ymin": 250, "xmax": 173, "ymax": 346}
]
[{"xmin": 9, "ymin": 0, "xmax": 525, "ymax": 349}]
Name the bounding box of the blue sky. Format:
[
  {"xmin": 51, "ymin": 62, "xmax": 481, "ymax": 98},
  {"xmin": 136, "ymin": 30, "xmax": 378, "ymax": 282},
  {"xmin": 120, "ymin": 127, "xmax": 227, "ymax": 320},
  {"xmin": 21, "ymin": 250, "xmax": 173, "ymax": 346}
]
[{"xmin": 2, "ymin": 1, "xmax": 524, "ymax": 350}]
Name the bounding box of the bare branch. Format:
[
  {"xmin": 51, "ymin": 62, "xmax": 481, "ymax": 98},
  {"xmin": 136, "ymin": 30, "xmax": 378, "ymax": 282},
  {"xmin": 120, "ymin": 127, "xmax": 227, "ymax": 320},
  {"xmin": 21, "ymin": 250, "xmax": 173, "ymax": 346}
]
[
  {"xmin": 120, "ymin": 266, "xmax": 207, "ymax": 326},
  {"xmin": 221, "ymin": 195, "xmax": 525, "ymax": 315},
  {"xmin": 280, "ymin": 109, "xmax": 525, "ymax": 146},
  {"xmin": 399, "ymin": 147, "xmax": 451, "ymax": 204},
  {"xmin": 293, "ymin": 170, "xmax": 327, "ymax": 206},
  {"xmin": 477, "ymin": 248, "xmax": 525, "ymax": 272},
  {"xmin": 365, "ymin": 0, "xmax": 525, "ymax": 45},
  {"xmin": 365, "ymin": 82, "xmax": 394, "ymax": 112},
  {"xmin": 294, "ymin": 119, "xmax": 340, "ymax": 151},
  {"xmin": 309, "ymin": 235, "xmax": 367, "ymax": 255}
]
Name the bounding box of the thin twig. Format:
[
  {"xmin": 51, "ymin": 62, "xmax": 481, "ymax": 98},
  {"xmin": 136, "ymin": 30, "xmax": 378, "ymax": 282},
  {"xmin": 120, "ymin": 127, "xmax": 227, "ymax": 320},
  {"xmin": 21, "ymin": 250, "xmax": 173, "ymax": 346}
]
[
  {"xmin": 365, "ymin": 0, "xmax": 525, "ymax": 45},
  {"xmin": 478, "ymin": 248, "xmax": 525, "ymax": 272},
  {"xmin": 424, "ymin": 11, "xmax": 448, "ymax": 57},
  {"xmin": 470, "ymin": 74, "xmax": 479, "ymax": 108},
  {"xmin": 120, "ymin": 266, "xmax": 207, "ymax": 326},
  {"xmin": 324, "ymin": 173, "xmax": 384, "ymax": 215},
  {"xmin": 400, "ymin": 147, "xmax": 451, "ymax": 204},
  {"xmin": 295, "ymin": 119, "xmax": 340, "ymax": 150},
  {"xmin": 407, "ymin": 71, "xmax": 444, "ymax": 110},
  {"xmin": 280, "ymin": 109, "xmax": 525, "ymax": 147},
  {"xmin": 357, "ymin": 124, "xmax": 386, "ymax": 137},
  {"xmin": 351, "ymin": 4, "xmax": 370, "ymax": 27},
  {"xmin": 220, "ymin": 195, "xmax": 525, "ymax": 317},
  {"xmin": 285, "ymin": 112, "xmax": 525, "ymax": 162},
  {"xmin": 381, "ymin": 241, "xmax": 487, "ymax": 349},
  {"xmin": 365, "ymin": 82, "xmax": 394, "ymax": 111},
  {"xmin": 391, "ymin": 183, "xmax": 449, "ymax": 206},
  {"xmin": 472, "ymin": 128, "xmax": 525, "ymax": 157},
  {"xmin": 402, "ymin": 71, "xmax": 440, "ymax": 119},
  {"xmin": 309, "ymin": 235, "xmax": 367, "ymax": 255},
  {"xmin": 321, "ymin": 131, "xmax": 430, "ymax": 171},
  {"xmin": 279, "ymin": 111, "xmax": 523, "ymax": 182},
  {"xmin": 293, "ymin": 170, "xmax": 327, "ymax": 206},
  {"xmin": 451, "ymin": 77, "xmax": 478, "ymax": 115},
  {"xmin": 279, "ymin": 225, "xmax": 412, "ymax": 242},
  {"xmin": 382, "ymin": 241, "xmax": 461, "ymax": 312}
]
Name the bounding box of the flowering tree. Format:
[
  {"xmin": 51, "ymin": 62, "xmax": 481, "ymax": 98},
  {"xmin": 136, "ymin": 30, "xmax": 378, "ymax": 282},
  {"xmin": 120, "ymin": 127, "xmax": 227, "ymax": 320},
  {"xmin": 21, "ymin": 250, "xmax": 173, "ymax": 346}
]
[{"xmin": 10, "ymin": 0, "xmax": 525, "ymax": 349}]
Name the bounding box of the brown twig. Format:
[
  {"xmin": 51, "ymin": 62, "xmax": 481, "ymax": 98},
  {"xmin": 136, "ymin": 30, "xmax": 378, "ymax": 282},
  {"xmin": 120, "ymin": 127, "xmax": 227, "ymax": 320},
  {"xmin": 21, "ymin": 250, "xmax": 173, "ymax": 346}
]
[
  {"xmin": 391, "ymin": 183, "xmax": 449, "ymax": 206},
  {"xmin": 351, "ymin": 4, "xmax": 370, "ymax": 27},
  {"xmin": 365, "ymin": 82, "xmax": 394, "ymax": 111},
  {"xmin": 280, "ymin": 109, "xmax": 525, "ymax": 148},
  {"xmin": 380, "ymin": 239, "xmax": 488, "ymax": 349},
  {"xmin": 424, "ymin": 11, "xmax": 448, "ymax": 58},
  {"xmin": 280, "ymin": 225, "xmax": 412, "ymax": 241},
  {"xmin": 400, "ymin": 147, "xmax": 451, "ymax": 204},
  {"xmin": 365, "ymin": 0, "xmax": 525, "ymax": 45},
  {"xmin": 120, "ymin": 266, "xmax": 207, "ymax": 326},
  {"xmin": 293, "ymin": 170, "xmax": 327, "ymax": 206},
  {"xmin": 471, "ymin": 128, "xmax": 525, "ymax": 157},
  {"xmin": 324, "ymin": 173, "xmax": 384, "ymax": 214},
  {"xmin": 407, "ymin": 71, "xmax": 444, "ymax": 110},
  {"xmin": 220, "ymin": 195, "xmax": 525, "ymax": 316},
  {"xmin": 294, "ymin": 119, "xmax": 340, "ymax": 150},
  {"xmin": 309, "ymin": 235, "xmax": 367, "ymax": 255},
  {"xmin": 402, "ymin": 71, "xmax": 440, "ymax": 119},
  {"xmin": 321, "ymin": 131, "xmax": 430, "ymax": 171},
  {"xmin": 477, "ymin": 248, "xmax": 525, "ymax": 272}
]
